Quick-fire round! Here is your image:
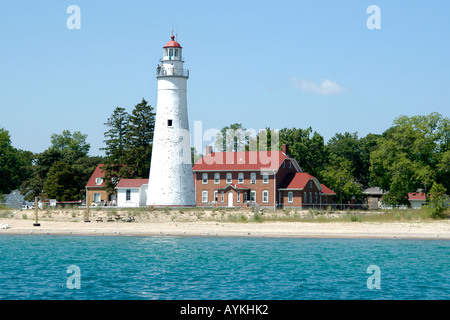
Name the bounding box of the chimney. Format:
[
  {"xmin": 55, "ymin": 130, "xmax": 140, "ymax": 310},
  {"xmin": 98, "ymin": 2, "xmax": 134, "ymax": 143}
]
[
  {"xmin": 205, "ymin": 145, "xmax": 213, "ymax": 156},
  {"xmin": 282, "ymin": 144, "xmax": 289, "ymax": 156}
]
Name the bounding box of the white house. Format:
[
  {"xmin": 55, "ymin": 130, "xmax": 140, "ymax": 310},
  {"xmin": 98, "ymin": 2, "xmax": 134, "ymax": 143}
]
[{"xmin": 115, "ymin": 179, "xmax": 148, "ymax": 207}]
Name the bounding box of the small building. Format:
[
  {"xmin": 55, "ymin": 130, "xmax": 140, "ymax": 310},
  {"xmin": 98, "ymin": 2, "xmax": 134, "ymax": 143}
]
[
  {"xmin": 362, "ymin": 187, "xmax": 386, "ymax": 209},
  {"xmin": 115, "ymin": 179, "xmax": 148, "ymax": 207},
  {"xmin": 278, "ymin": 173, "xmax": 336, "ymax": 209},
  {"xmin": 408, "ymin": 192, "xmax": 426, "ymax": 209},
  {"xmin": 85, "ymin": 164, "xmax": 116, "ymax": 206}
]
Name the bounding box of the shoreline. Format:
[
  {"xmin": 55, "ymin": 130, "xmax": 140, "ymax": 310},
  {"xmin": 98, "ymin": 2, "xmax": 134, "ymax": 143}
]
[{"xmin": 1, "ymin": 219, "xmax": 449, "ymax": 240}]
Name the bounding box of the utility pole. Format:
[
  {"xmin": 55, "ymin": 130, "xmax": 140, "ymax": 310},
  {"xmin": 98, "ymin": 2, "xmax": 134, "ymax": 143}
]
[
  {"xmin": 33, "ymin": 196, "xmax": 40, "ymax": 226},
  {"xmin": 85, "ymin": 194, "xmax": 91, "ymax": 222}
]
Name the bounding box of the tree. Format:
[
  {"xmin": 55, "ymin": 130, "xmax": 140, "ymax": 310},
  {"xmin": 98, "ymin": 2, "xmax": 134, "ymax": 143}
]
[
  {"xmin": 101, "ymin": 107, "xmax": 130, "ymax": 193},
  {"xmin": 370, "ymin": 112, "xmax": 449, "ymax": 205},
  {"xmin": 44, "ymin": 161, "xmax": 80, "ymax": 201},
  {"xmin": 21, "ymin": 130, "xmax": 92, "ymax": 201},
  {"xmin": 124, "ymin": 98, "xmax": 155, "ymax": 178},
  {"xmin": 214, "ymin": 123, "xmax": 251, "ymax": 152},
  {"xmin": 426, "ymin": 182, "xmax": 449, "ymax": 219},
  {"xmin": 319, "ymin": 155, "xmax": 362, "ymax": 204},
  {"xmin": 279, "ymin": 127, "xmax": 328, "ymax": 178},
  {"xmin": 0, "ymin": 128, "xmax": 33, "ymax": 194},
  {"xmin": 50, "ymin": 130, "xmax": 90, "ymax": 163}
]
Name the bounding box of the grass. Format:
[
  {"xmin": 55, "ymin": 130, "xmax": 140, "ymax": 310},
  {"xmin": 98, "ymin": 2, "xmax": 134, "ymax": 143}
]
[{"xmin": 4, "ymin": 205, "xmax": 446, "ymax": 223}]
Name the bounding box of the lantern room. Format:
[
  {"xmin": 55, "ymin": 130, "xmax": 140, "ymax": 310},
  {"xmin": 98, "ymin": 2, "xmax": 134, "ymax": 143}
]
[{"xmin": 163, "ymin": 35, "xmax": 182, "ymax": 61}]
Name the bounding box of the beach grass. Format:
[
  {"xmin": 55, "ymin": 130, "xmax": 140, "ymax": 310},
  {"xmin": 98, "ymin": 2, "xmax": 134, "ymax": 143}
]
[{"xmin": 7, "ymin": 205, "xmax": 448, "ymax": 224}]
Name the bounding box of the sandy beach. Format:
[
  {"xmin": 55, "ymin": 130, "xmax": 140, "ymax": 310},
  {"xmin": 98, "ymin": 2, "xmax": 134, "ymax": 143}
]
[{"xmin": 1, "ymin": 208, "xmax": 449, "ymax": 239}]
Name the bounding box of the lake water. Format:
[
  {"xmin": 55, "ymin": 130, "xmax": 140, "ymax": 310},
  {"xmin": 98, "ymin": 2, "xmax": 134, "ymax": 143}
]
[{"xmin": 0, "ymin": 235, "xmax": 448, "ymax": 300}]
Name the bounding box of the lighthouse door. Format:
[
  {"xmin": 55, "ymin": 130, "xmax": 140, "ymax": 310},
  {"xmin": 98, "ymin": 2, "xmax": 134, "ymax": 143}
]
[{"xmin": 227, "ymin": 192, "xmax": 233, "ymax": 207}]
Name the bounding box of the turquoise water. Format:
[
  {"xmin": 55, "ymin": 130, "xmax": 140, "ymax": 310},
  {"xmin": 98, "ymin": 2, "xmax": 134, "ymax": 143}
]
[{"xmin": 0, "ymin": 235, "xmax": 448, "ymax": 300}]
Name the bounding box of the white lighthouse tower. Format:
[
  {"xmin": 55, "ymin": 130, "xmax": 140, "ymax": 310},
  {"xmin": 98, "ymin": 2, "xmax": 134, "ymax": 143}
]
[{"xmin": 146, "ymin": 35, "xmax": 195, "ymax": 206}]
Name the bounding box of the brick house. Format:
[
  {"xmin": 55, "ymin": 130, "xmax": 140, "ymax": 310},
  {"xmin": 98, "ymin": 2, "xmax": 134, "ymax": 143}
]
[
  {"xmin": 278, "ymin": 173, "xmax": 336, "ymax": 208},
  {"xmin": 85, "ymin": 164, "xmax": 116, "ymax": 206},
  {"xmin": 192, "ymin": 145, "xmax": 335, "ymax": 208}
]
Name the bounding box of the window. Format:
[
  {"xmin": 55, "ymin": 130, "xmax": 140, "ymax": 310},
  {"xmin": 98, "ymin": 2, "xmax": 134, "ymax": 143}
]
[
  {"xmin": 289, "ymin": 161, "xmax": 292, "ymax": 169},
  {"xmin": 202, "ymin": 190, "xmax": 208, "ymax": 203},
  {"xmin": 221, "ymin": 191, "xmax": 224, "ymax": 202},
  {"xmin": 164, "ymin": 48, "xmax": 168, "ymax": 56},
  {"xmin": 202, "ymin": 173, "xmax": 208, "ymax": 184},
  {"xmin": 288, "ymin": 191, "xmax": 293, "ymax": 203},
  {"xmin": 250, "ymin": 173, "xmax": 256, "ymax": 184},
  {"xmin": 226, "ymin": 173, "xmax": 232, "ymax": 183},
  {"xmin": 214, "ymin": 191, "xmax": 218, "ymax": 202},
  {"xmin": 126, "ymin": 189, "xmax": 131, "ymax": 201},
  {"xmin": 324, "ymin": 196, "xmax": 328, "ymax": 204},
  {"xmin": 315, "ymin": 192, "xmax": 318, "ymax": 204},
  {"xmin": 310, "ymin": 192, "xmax": 313, "ymax": 204},
  {"xmin": 263, "ymin": 190, "xmax": 269, "ymax": 203},
  {"xmin": 262, "ymin": 173, "xmax": 269, "ymax": 184},
  {"xmin": 244, "ymin": 192, "xmax": 248, "ymax": 202},
  {"xmin": 309, "ymin": 181, "xmax": 312, "ymax": 189},
  {"xmin": 304, "ymin": 192, "xmax": 307, "ymax": 203},
  {"xmin": 167, "ymin": 119, "xmax": 173, "ymax": 127},
  {"xmin": 214, "ymin": 173, "xmax": 220, "ymax": 184},
  {"xmin": 174, "ymin": 49, "xmax": 178, "ymax": 57},
  {"xmin": 237, "ymin": 191, "xmax": 240, "ymax": 202},
  {"xmin": 250, "ymin": 191, "xmax": 256, "ymax": 202},
  {"xmin": 238, "ymin": 173, "xmax": 244, "ymax": 184},
  {"xmin": 95, "ymin": 178, "xmax": 103, "ymax": 185},
  {"xmin": 93, "ymin": 193, "xmax": 101, "ymax": 202},
  {"xmin": 169, "ymin": 49, "xmax": 173, "ymax": 57}
]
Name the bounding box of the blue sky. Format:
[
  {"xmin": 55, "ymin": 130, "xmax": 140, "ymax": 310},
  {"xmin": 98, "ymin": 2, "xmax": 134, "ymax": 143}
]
[{"xmin": 1, "ymin": 0, "xmax": 449, "ymax": 156}]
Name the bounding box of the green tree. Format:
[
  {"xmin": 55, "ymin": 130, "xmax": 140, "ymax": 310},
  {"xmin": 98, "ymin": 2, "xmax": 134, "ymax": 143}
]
[
  {"xmin": 319, "ymin": 155, "xmax": 362, "ymax": 205},
  {"xmin": 101, "ymin": 106, "xmax": 130, "ymax": 193},
  {"xmin": 426, "ymin": 182, "xmax": 449, "ymax": 219},
  {"xmin": 370, "ymin": 112, "xmax": 448, "ymax": 205},
  {"xmin": 124, "ymin": 98, "xmax": 155, "ymax": 178},
  {"xmin": 44, "ymin": 161, "xmax": 80, "ymax": 201},
  {"xmin": 21, "ymin": 130, "xmax": 92, "ymax": 201},
  {"xmin": 50, "ymin": 130, "xmax": 90, "ymax": 163},
  {"xmin": 279, "ymin": 127, "xmax": 328, "ymax": 178},
  {"xmin": 0, "ymin": 128, "xmax": 33, "ymax": 194},
  {"xmin": 214, "ymin": 123, "xmax": 251, "ymax": 152}
]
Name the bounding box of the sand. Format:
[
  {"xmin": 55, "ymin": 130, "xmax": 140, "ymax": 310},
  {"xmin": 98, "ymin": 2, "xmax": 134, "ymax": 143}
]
[{"xmin": 0, "ymin": 208, "xmax": 449, "ymax": 239}]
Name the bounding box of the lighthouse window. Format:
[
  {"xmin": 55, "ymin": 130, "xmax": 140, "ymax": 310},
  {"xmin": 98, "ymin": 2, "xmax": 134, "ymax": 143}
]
[
  {"xmin": 174, "ymin": 49, "xmax": 178, "ymax": 57},
  {"xmin": 167, "ymin": 119, "xmax": 173, "ymax": 127}
]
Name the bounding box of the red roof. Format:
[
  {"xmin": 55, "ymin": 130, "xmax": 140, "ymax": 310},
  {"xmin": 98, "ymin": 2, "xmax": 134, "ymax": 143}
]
[
  {"xmin": 86, "ymin": 164, "xmax": 106, "ymax": 188},
  {"xmin": 408, "ymin": 192, "xmax": 426, "ymax": 201},
  {"xmin": 193, "ymin": 151, "xmax": 294, "ymax": 172},
  {"xmin": 320, "ymin": 184, "xmax": 336, "ymax": 195},
  {"xmin": 279, "ymin": 173, "xmax": 335, "ymax": 195},
  {"xmin": 281, "ymin": 172, "xmax": 317, "ymax": 189},
  {"xmin": 164, "ymin": 35, "xmax": 182, "ymax": 48},
  {"xmin": 115, "ymin": 179, "xmax": 149, "ymax": 188}
]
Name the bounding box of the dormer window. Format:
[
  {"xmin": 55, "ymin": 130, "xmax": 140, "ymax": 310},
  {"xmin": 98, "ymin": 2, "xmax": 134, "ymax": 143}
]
[{"xmin": 95, "ymin": 178, "xmax": 103, "ymax": 185}]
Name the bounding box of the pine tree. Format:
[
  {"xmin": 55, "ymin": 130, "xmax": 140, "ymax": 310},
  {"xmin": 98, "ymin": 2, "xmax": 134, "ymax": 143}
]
[
  {"xmin": 125, "ymin": 98, "xmax": 155, "ymax": 178},
  {"xmin": 101, "ymin": 107, "xmax": 130, "ymax": 193}
]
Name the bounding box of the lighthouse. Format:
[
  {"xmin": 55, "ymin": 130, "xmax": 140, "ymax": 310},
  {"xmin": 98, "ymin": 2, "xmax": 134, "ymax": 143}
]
[{"xmin": 146, "ymin": 35, "xmax": 195, "ymax": 206}]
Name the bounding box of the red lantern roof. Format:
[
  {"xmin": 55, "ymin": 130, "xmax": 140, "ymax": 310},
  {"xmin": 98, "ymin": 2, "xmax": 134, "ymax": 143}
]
[{"xmin": 164, "ymin": 35, "xmax": 182, "ymax": 48}]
